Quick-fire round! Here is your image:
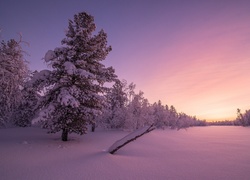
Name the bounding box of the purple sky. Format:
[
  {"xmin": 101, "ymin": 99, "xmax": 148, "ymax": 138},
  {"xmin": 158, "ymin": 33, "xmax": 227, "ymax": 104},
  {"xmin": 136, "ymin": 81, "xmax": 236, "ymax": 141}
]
[{"xmin": 1, "ymin": 0, "xmax": 250, "ymax": 121}]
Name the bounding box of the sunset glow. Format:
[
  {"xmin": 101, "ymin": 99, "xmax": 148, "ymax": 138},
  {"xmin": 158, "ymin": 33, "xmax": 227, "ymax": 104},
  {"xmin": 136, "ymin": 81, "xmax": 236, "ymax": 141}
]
[{"xmin": 1, "ymin": 0, "xmax": 250, "ymax": 121}]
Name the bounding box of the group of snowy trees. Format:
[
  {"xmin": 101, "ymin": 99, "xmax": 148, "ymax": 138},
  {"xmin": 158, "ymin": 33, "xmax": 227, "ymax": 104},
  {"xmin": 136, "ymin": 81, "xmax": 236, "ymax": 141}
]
[
  {"xmin": 0, "ymin": 36, "xmax": 33, "ymax": 127},
  {"xmin": 96, "ymin": 79, "xmax": 206, "ymax": 131},
  {"xmin": 207, "ymin": 109, "xmax": 250, "ymax": 126},
  {"xmin": 1, "ymin": 12, "xmax": 117, "ymax": 141},
  {"xmin": 234, "ymin": 109, "xmax": 250, "ymax": 126},
  {"xmin": 1, "ymin": 12, "xmax": 205, "ymax": 141}
]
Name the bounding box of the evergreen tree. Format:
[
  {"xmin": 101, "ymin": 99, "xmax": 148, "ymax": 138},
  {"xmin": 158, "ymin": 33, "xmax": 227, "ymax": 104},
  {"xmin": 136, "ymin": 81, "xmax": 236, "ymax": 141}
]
[
  {"xmin": 32, "ymin": 12, "xmax": 116, "ymax": 141},
  {"xmin": 0, "ymin": 37, "xmax": 29, "ymax": 127}
]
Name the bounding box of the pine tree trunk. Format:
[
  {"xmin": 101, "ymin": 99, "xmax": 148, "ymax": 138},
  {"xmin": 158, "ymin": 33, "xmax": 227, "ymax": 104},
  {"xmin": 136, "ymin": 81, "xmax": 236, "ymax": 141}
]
[
  {"xmin": 61, "ymin": 129, "xmax": 68, "ymax": 141},
  {"xmin": 91, "ymin": 124, "xmax": 95, "ymax": 132}
]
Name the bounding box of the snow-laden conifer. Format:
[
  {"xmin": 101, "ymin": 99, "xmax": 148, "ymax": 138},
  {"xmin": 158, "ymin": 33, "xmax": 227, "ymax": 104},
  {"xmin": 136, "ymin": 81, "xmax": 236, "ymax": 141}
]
[{"xmin": 31, "ymin": 12, "xmax": 116, "ymax": 141}]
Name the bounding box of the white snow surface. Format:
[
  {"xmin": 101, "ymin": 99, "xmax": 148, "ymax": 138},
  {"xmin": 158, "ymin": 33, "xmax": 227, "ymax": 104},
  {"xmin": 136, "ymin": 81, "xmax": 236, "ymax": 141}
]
[{"xmin": 1, "ymin": 126, "xmax": 250, "ymax": 180}]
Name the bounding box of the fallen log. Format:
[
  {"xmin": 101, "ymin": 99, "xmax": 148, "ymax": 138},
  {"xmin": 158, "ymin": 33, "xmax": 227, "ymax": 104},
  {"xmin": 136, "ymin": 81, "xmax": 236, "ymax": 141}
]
[{"xmin": 108, "ymin": 124, "xmax": 155, "ymax": 154}]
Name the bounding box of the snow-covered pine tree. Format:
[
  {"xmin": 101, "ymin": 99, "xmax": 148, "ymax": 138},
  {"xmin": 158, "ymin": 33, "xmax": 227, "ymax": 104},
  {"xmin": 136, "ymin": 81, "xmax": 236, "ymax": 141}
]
[
  {"xmin": 32, "ymin": 12, "xmax": 116, "ymax": 141},
  {"xmin": 0, "ymin": 38, "xmax": 29, "ymax": 127}
]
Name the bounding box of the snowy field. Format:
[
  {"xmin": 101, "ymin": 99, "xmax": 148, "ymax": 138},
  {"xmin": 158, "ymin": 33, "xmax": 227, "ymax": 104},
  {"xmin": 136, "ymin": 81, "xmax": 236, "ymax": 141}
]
[{"xmin": 1, "ymin": 126, "xmax": 250, "ymax": 180}]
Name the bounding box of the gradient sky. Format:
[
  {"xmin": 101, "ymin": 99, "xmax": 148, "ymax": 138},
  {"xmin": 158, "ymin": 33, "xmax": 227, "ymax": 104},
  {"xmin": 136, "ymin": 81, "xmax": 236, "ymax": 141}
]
[{"xmin": 1, "ymin": 0, "xmax": 250, "ymax": 121}]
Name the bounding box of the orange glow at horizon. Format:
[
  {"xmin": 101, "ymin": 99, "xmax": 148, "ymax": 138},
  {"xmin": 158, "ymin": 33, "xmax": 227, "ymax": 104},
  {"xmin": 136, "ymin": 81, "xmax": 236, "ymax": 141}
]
[{"xmin": 136, "ymin": 6, "xmax": 250, "ymax": 121}]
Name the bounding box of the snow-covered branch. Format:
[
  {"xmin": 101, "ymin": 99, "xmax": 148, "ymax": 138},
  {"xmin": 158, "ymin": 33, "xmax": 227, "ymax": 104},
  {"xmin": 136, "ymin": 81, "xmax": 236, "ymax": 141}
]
[{"xmin": 108, "ymin": 124, "xmax": 155, "ymax": 154}]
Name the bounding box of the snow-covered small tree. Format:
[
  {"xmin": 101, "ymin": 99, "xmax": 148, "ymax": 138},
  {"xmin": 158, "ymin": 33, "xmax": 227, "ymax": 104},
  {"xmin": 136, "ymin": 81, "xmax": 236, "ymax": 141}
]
[
  {"xmin": 152, "ymin": 100, "xmax": 168, "ymax": 128},
  {"xmin": 168, "ymin": 105, "xmax": 178, "ymax": 129},
  {"xmin": 236, "ymin": 108, "xmax": 250, "ymax": 126},
  {"xmin": 32, "ymin": 12, "xmax": 116, "ymax": 141},
  {"xmin": 110, "ymin": 80, "xmax": 128, "ymax": 110},
  {"xmin": 175, "ymin": 113, "xmax": 193, "ymax": 129},
  {"xmin": 127, "ymin": 82, "xmax": 136, "ymax": 103},
  {"xmin": 12, "ymin": 73, "xmax": 40, "ymax": 127},
  {"xmin": 125, "ymin": 90, "xmax": 152, "ymax": 130},
  {"xmin": 0, "ymin": 37, "xmax": 29, "ymax": 126},
  {"xmin": 97, "ymin": 79, "xmax": 128, "ymax": 129}
]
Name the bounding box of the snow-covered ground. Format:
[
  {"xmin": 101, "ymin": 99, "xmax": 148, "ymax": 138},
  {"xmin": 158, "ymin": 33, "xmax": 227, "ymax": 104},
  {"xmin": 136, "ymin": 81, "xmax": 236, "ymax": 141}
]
[{"xmin": 1, "ymin": 126, "xmax": 250, "ymax": 180}]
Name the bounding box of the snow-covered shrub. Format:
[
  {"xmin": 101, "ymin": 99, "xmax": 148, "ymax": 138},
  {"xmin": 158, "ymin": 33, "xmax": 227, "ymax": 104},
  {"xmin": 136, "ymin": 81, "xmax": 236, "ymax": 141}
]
[{"xmin": 12, "ymin": 82, "xmax": 40, "ymax": 127}]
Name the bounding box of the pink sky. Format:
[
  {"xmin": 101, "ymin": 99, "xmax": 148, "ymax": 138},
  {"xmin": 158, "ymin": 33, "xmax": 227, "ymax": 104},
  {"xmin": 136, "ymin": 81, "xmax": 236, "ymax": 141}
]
[
  {"xmin": 148, "ymin": 13, "xmax": 250, "ymax": 121},
  {"xmin": 1, "ymin": 0, "xmax": 250, "ymax": 121},
  {"xmin": 108, "ymin": 1, "xmax": 250, "ymax": 121}
]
